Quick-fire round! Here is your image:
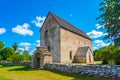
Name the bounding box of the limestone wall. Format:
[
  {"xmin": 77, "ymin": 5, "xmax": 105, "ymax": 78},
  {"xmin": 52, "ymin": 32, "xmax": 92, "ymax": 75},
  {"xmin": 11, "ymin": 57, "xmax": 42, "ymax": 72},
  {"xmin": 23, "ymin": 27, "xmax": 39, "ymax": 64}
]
[
  {"xmin": 60, "ymin": 28, "xmax": 92, "ymax": 63},
  {"xmin": 0, "ymin": 61, "xmax": 31, "ymax": 67},
  {"xmin": 45, "ymin": 63, "xmax": 120, "ymax": 78}
]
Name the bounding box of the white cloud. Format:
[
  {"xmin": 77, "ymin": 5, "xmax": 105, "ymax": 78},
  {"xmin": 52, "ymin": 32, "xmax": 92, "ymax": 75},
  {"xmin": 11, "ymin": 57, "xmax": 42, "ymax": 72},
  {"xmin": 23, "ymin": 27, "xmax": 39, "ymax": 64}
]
[
  {"xmin": 87, "ymin": 30, "xmax": 104, "ymax": 38},
  {"xmin": 17, "ymin": 48, "xmax": 24, "ymax": 52},
  {"xmin": 32, "ymin": 16, "xmax": 46, "ymax": 27},
  {"xmin": 19, "ymin": 42, "xmax": 31, "ymax": 50},
  {"xmin": 95, "ymin": 24, "xmax": 104, "ymax": 29},
  {"xmin": 103, "ymin": 33, "xmax": 108, "ymax": 36},
  {"xmin": 94, "ymin": 40, "xmax": 110, "ymax": 47},
  {"xmin": 0, "ymin": 28, "xmax": 6, "ymax": 35},
  {"xmin": 36, "ymin": 40, "xmax": 40, "ymax": 47},
  {"xmin": 93, "ymin": 46, "xmax": 98, "ymax": 50},
  {"xmin": 12, "ymin": 23, "xmax": 33, "ymax": 36},
  {"xmin": 29, "ymin": 49, "xmax": 36, "ymax": 55}
]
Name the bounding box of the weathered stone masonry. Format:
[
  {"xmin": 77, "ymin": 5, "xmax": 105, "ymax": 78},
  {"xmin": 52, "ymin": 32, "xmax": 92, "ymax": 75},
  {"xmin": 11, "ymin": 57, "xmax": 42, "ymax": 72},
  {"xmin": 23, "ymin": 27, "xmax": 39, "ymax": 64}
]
[
  {"xmin": 45, "ymin": 63, "xmax": 120, "ymax": 78},
  {"xmin": 0, "ymin": 61, "xmax": 31, "ymax": 67}
]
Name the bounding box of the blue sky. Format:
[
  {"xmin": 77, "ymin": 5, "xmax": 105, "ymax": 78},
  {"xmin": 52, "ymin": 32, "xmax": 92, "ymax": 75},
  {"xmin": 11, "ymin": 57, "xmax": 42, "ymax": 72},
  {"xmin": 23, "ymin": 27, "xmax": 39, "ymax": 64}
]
[{"xmin": 0, "ymin": 0, "xmax": 109, "ymax": 54}]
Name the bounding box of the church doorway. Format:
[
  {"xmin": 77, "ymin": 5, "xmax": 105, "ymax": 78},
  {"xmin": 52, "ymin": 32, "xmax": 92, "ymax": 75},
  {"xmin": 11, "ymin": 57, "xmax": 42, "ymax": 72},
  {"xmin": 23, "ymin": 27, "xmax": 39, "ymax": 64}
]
[
  {"xmin": 35, "ymin": 53, "xmax": 41, "ymax": 68},
  {"xmin": 36, "ymin": 57, "xmax": 40, "ymax": 68}
]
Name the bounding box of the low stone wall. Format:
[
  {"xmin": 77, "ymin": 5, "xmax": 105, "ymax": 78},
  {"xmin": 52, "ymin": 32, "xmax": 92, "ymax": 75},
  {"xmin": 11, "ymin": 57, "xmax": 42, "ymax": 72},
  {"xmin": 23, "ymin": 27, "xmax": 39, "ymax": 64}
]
[
  {"xmin": 0, "ymin": 61, "xmax": 31, "ymax": 67},
  {"xmin": 45, "ymin": 63, "xmax": 120, "ymax": 78}
]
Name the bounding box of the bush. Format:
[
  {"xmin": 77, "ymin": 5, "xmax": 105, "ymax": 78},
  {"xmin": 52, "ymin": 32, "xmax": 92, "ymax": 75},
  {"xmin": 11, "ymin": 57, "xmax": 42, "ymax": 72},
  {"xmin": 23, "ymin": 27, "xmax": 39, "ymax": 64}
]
[
  {"xmin": 114, "ymin": 47, "xmax": 120, "ymax": 65},
  {"xmin": 0, "ymin": 47, "xmax": 14, "ymax": 60},
  {"xmin": 11, "ymin": 54, "xmax": 24, "ymax": 62},
  {"xmin": 102, "ymin": 59, "xmax": 109, "ymax": 64}
]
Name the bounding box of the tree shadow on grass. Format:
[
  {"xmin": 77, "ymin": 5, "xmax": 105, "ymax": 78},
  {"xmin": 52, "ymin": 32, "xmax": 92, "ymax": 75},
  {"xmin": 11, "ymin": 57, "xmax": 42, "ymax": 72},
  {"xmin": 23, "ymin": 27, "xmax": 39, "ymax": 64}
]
[
  {"xmin": 8, "ymin": 66, "xmax": 39, "ymax": 71},
  {"xmin": 0, "ymin": 65, "xmax": 15, "ymax": 68}
]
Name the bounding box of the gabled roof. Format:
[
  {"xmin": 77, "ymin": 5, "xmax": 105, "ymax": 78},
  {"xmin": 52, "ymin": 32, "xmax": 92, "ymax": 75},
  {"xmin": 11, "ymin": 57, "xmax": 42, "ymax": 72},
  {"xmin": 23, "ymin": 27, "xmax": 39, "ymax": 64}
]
[
  {"xmin": 75, "ymin": 46, "xmax": 91, "ymax": 56},
  {"xmin": 41, "ymin": 12, "xmax": 91, "ymax": 40}
]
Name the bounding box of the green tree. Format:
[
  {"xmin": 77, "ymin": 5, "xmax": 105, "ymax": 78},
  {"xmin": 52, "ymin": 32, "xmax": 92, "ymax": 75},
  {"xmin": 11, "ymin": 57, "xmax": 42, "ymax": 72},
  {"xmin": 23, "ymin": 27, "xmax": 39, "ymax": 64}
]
[
  {"xmin": 0, "ymin": 41, "xmax": 4, "ymax": 51},
  {"xmin": 113, "ymin": 46, "xmax": 120, "ymax": 64},
  {"xmin": 97, "ymin": 0, "xmax": 120, "ymax": 45},
  {"xmin": 12, "ymin": 42, "xmax": 18, "ymax": 52},
  {"xmin": 101, "ymin": 47, "xmax": 113, "ymax": 64},
  {"xmin": 94, "ymin": 49, "xmax": 102, "ymax": 61},
  {"xmin": 94, "ymin": 45, "xmax": 114, "ymax": 64},
  {"xmin": 23, "ymin": 50, "xmax": 31, "ymax": 61},
  {"xmin": 9, "ymin": 53, "xmax": 24, "ymax": 62},
  {"xmin": 0, "ymin": 47, "xmax": 14, "ymax": 60}
]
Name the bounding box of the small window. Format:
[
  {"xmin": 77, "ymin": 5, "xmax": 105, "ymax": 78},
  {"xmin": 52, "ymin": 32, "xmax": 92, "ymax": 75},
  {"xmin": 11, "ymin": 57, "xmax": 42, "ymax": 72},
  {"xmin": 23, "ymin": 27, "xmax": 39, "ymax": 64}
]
[
  {"xmin": 48, "ymin": 46, "xmax": 50, "ymax": 52},
  {"xmin": 45, "ymin": 30, "xmax": 48, "ymax": 33},
  {"xmin": 45, "ymin": 30, "xmax": 48, "ymax": 38},
  {"xmin": 70, "ymin": 51, "xmax": 72, "ymax": 60},
  {"xmin": 49, "ymin": 19, "xmax": 50, "ymax": 22}
]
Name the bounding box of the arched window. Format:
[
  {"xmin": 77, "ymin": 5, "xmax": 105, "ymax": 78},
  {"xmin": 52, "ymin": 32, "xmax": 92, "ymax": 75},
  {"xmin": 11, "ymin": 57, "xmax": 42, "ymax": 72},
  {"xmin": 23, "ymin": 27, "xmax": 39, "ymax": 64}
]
[
  {"xmin": 70, "ymin": 51, "xmax": 72, "ymax": 60},
  {"xmin": 45, "ymin": 30, "xmax": 49, "ymax": 45},
  {"xmin": 45, "ymin": 30, "xmax": 48, "ymax": 37}
]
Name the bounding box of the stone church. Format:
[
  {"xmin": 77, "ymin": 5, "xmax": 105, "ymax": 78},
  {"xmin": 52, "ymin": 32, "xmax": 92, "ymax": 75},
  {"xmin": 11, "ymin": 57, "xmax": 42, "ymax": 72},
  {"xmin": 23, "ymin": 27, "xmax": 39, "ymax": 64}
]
[{"xmin": 31, "ymin": 12, "xmax": 94, "ymax": 68}]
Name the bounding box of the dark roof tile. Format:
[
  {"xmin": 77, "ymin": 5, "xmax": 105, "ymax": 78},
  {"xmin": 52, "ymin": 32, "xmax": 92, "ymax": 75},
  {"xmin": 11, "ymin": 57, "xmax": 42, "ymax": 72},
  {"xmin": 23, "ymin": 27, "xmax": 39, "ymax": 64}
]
[
  {"xmin": 41, "ymin": 12, "xmax": 91, "ymax": 40},
  {"xmin": 50, "ymin": 12, "xmax": 91, "ymax": 40},
  {"xmin": 75, "ymin": 46, "xmax": 90, "ymax": 56}
]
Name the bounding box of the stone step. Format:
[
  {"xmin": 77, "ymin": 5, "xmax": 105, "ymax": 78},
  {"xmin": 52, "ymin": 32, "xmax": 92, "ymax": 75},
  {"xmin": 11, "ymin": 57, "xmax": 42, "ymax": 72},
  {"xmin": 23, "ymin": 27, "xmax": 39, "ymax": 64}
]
[{"xmin": 36, "ymin": 46, "xmax": 51, "ymax": 54}]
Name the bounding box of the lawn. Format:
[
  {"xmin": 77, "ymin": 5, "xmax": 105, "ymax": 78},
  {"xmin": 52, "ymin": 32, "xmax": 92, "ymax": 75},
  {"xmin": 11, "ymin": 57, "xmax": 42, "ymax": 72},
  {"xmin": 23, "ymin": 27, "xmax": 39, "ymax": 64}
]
[{"xmin": 0, "ymin": 65, "xmax": 117, "ymax": 80}]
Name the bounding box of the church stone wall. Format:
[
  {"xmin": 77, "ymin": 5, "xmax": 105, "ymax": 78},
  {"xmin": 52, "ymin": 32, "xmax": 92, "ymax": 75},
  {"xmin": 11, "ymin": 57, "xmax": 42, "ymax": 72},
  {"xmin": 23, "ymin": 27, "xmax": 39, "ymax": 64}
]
[
  {"xmin": 40, "ymin": 14, "xmax": 61, "ymax": 63},
  {"xmin": 60, "ymin": 28, "xmax": 92, "ymax": 63},
  {"xmin": 86, "ymin": 49, "xmax": 94, "ymax": 63}
]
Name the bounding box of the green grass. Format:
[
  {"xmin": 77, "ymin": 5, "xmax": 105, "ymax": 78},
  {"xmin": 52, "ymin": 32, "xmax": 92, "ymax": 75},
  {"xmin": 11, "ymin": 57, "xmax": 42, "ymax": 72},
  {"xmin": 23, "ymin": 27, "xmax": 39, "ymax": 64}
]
[
  {"xmin": 0, "ymin": 76, "xmax": 12, "ymax": 80},
  {"xmin": 0, "ymin": 65, "xmax": 118, "ymax": 80}
]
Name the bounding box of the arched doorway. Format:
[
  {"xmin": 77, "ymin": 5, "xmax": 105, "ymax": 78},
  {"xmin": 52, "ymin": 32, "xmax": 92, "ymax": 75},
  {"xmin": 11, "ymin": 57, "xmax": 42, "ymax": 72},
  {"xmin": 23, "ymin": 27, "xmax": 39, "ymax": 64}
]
[
  {"xmin": 36, "ymin": 53, "xmax": 41, "ymax": 68},
  {"xmin": 31, "ymin": 47, "xmax": 52, "ymax": 69},
  {"xmin": 32, "ymin": 52, "xmax": 41, "ymax": 68}
]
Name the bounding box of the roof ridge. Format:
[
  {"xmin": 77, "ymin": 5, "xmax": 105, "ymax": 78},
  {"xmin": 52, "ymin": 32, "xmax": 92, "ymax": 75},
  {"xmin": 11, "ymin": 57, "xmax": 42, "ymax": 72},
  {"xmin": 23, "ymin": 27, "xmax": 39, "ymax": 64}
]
[
  {"xmin": 51, "ymin": 13, "xmax": 86, "ymax": 32},
  {"xmin": 50, "ymin": 12, "xmax": 91, "ymax": 40}
]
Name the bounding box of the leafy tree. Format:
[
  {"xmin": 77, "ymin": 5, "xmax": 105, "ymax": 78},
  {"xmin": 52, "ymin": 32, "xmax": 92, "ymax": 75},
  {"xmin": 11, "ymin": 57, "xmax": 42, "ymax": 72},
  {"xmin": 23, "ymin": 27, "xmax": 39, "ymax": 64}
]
[
  {"xmin": 94, "ymin": 49, "xmax": 102, "ymax": 61},
  {"xmin": 97, "ymin": 0, "xmax": 120, "ymax": 45},
  {"xmin": 101, "ymin": 47, "xmax": 113, "ymax": 64},
  {"xmin": 9, "ymin": 53, "xmax": 24, "ymax": 62},
  {"xmin": 12, "ymin": 42, "xmax": 18, "ymax": 52},
  {"xmin": 23, "ymin": 50, "xmax": 29, "ymax": 56},
  {"xmin": 0, "ymin": 41, "xmax": 4, "ymax": 51},
  {"xmin": 94, "ymin": 45, "xmax": 115, "ymax": 64},
  {"xmin": 0, "ymin": 47, "xmax": 14, "ymax": 60},
  {"xmin": 113, "ymin": 47, "xmax": 120, "ymax": 64},
  {"xmin": 23, "ymin": 50, "xmax": 31, "ymax": 61}
]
